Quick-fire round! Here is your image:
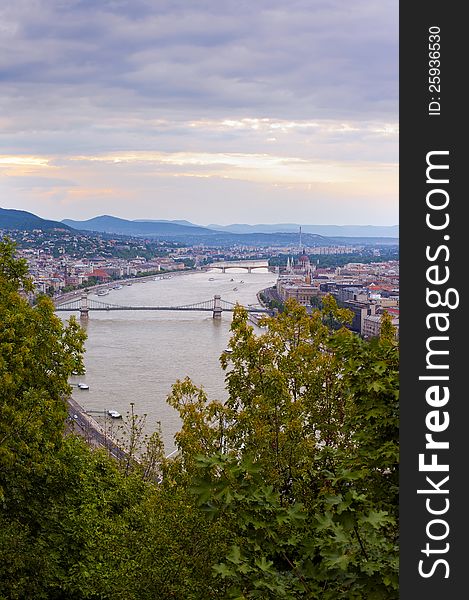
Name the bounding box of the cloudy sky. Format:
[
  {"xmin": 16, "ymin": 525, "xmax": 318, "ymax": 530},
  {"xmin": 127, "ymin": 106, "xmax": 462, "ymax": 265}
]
[{"xmin": 0, "ymin": 0, "xmax": 398, "ymax": 226}]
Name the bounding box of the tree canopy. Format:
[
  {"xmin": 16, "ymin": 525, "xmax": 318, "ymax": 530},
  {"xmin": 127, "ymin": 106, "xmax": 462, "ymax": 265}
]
[{"xmin": 168, "ymin": 298, "xmax": 399, "ymax": 598}]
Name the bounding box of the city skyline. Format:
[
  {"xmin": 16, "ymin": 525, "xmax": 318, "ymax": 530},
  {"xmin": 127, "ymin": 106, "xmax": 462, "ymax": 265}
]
[{"xmin": 0, "ymin": 0, "xmax": 398, "ymax": 226}]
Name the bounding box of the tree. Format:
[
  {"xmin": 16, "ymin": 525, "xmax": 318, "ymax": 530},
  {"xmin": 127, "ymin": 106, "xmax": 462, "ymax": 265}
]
[
  {"xmin": 380, "ymin": 310, "xmax": 397, "ymax": 342},
  {"xmin": 310, "ymin": 295, "xmax": 322, "ymax": 310},
  {"xmin": 114, "ymin": 403, "xmax": 167, "ymax": 482},
  {"xmin": 320, "ymin": 293, "xmax": 354, "ymax": 330},
  {"xmin": 0, "ymin": 237, "xmax": 89, "ymax": 596},
  {"xmin": 167, "ymin": 299, "xmax": 399, "ymax": 598},
  {"xmin": 0, "ymin": 237, "xmax": 86, "ymax": 499}
]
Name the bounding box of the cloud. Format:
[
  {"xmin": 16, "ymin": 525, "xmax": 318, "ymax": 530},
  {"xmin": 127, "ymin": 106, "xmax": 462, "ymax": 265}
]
[
  {"xmin": 0, "ymin": 155, "xmax": 49, "ymax": 167},
  {"xmin": 1, "ymin": 0, "xmax": 397, "ymax": 120},
  {"xmin": 66, "ymin": 149, "xmax": 396, "ymax": 187},
  {"xmin": 0, "ymin": 0, "xmax": 398, "ymax": 224}
]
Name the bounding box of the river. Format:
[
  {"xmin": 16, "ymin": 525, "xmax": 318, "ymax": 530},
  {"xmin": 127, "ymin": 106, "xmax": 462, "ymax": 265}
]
[{"xmin": 66, "ymin": 269, "xmax": 275, "ymax": 453}]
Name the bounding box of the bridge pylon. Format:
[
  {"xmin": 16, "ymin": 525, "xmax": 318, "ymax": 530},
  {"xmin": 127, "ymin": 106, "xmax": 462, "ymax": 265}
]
[
  {"xmin": 80, "ymin": 293, "xmax": 89, "ymax": 320},
  {"xmin": 213, "ymin": 294, "xmax": 222, "ymax": 319}
]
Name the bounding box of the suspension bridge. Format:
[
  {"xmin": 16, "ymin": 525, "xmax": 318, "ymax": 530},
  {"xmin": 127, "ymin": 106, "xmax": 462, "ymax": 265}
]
[{"xmin": 55, "ymin": 293, "xmax": 272, "ymax": 319}]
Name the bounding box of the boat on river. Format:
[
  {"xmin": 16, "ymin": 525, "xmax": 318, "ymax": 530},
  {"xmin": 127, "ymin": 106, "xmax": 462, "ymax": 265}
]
[
  {"xmin": 107, "ymin": 410, "xmax": 122, "ymax": 419},
  {"xmin": 77, "ymin": 383, "xmax": 89, "ymax": 390}
]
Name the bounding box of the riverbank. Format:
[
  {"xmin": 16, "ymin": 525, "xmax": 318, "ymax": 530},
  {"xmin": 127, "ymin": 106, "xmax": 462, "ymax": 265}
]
[
  {"xmin": 246, "ymin": 288, "xmax": 275, "ymax": 327},
  {"xmin": 66, "ymin": 396, "xmax": 125, "ymax": 458},
  {"xmin": 257, "ymin": 288, "xmax": 269, "ymax": 309},
  {"xmin": 66, "ymin": 396, "xmax": 167, "ymax": 479}
]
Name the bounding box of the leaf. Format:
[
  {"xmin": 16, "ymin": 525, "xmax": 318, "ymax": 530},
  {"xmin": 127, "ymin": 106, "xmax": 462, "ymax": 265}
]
[
  {"xmin": 360, "ymin": 510, "xmax": 391, "ymax": 529},
  {"xmin": 227, "ymin": 545, "xmax": 242, "ymax": 565},
  {"xmin": 315, "ymin": 511, "xmax": 334, "ymax": 531},
  {"xmin": 254, "ymin": 556, "xmax": 274, "ymax": 573},
  {"xmin": 368, "ymin": 381, "xmax": 385, "ymax": 393},
  {"xmin": 213, "ymin": 563, "xmax": 234, "ymax": 578},
  {"xmin": 322, "ymin": 549, "xmax": 351, "ymax": 571}
]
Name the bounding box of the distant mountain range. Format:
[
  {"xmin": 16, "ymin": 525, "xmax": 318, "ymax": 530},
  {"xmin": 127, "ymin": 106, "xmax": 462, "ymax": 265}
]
[
  {"xmin": 61, "ymin": 215, "xmax": 335, "ymax": 246},
  {"xmin": 62, "ymin": 215, "xmax": 398, "ymax": 238},
  {"xmin": 1, "ymin": 208, "xmax": 399, "ymax": 246},
  {"xmin": 62, "ymin": 215, "xmax": 215, "ymax": 237},
  {"xmin": 207, "ymin": 223, "xmax": 399, "ymax": 237},
  {"xmin": 0, "ymin": 207, "xmax": 72, "ymax": 232}
]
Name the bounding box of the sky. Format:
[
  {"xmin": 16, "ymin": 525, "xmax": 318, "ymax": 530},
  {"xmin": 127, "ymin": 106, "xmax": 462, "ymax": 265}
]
[{"xmin": 0, "ymin": 0, "xmax": 398, "ymax": 226}]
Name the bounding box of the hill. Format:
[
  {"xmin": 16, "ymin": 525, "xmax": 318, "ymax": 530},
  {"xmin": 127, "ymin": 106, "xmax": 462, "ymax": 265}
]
[
  {"xmin": 62, "ymin": 215, "xmax": 216, "ymax": 237},
  {"xmin": 0, "ymin": 207, "xmax": 72, "ymax": 232}
]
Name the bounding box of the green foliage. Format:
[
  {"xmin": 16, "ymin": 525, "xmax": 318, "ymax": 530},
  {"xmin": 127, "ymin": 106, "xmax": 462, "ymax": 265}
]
[
  {"xmin": 320, "ymin": 293, "xmax": 354, "ymax": 330},
  {"xmin": 379, "ymin": 310, "xmax": 397, "ymax": 342},
  {"xmin": 310, "ymin": 295, "xmax": 322, "ymax": 310},
  {"xmin": 192, "ymin": 453, "xmax": 311, "ymax": 598},
  {"xmin": 0, "ymin": 238, "xmax": 86, "ymax": 501},
  {"xmin": 166, "ymin": 377, "xmax": 226, "ymax": 470},
  {"xmin": 268, "ymin": 298, "xmax": 284, "ymax": 312},
  {"xmin": 168, "ymin": 298, "xmax": 399, "ymax": 598}
]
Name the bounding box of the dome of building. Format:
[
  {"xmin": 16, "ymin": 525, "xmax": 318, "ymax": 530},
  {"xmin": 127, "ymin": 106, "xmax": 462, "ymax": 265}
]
[{"xmin": 298, "ymin": 249, "xmax": 310, "ymax": 266}]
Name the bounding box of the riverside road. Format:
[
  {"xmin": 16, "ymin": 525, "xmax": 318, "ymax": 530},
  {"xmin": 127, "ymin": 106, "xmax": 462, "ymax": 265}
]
[{"xmin": 66, "ymin": 396, "xmax": 128, "ymax": 461}]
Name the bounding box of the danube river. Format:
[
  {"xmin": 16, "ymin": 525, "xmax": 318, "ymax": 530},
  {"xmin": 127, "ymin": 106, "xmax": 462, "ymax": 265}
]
[{"xmin": 66, "ymin": 269, "xmax": 275, "ymax": 453}]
